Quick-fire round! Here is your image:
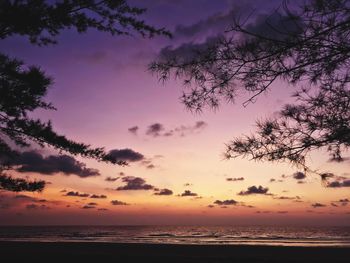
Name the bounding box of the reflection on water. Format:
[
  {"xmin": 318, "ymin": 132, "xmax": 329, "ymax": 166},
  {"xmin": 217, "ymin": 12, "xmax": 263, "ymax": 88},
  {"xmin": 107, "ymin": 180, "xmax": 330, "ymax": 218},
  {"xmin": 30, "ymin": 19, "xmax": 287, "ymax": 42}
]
[{"xmin": 0, "ymin": 225, "xmax": 349, "ymax": 247}]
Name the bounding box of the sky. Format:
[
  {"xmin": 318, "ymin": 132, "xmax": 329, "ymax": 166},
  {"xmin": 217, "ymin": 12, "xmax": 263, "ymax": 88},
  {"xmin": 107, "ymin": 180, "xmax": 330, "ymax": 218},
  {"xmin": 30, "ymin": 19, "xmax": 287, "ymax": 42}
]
[{"xmin": 0, "ymin": 0, "xmax": 349, "ymax": 226}]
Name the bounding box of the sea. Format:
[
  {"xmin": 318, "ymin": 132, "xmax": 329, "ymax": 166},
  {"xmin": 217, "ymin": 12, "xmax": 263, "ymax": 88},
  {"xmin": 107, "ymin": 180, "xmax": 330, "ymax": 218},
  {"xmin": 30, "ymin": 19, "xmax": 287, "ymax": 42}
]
[
  {"xmin": 0, "ymin": 226, "xmax": 350, "ymax": 247},
  {"xmin": 0, "ymin": 225, "xmax": 350, "ymax": 247}
]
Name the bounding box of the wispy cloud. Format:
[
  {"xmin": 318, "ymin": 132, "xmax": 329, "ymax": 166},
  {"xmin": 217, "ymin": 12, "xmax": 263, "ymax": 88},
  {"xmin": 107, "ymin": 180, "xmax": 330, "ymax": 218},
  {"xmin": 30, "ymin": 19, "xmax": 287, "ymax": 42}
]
[
  {"xmin": 128, "ymin": 126, "xmax": 139, "ymax": 135},
  {"xmin": 143, "ymin": 121, "xmax": 207, "ymax": 138},
  {"xmin": 105, "ymin": 176, "xmax": 119, "ymax": 182}
]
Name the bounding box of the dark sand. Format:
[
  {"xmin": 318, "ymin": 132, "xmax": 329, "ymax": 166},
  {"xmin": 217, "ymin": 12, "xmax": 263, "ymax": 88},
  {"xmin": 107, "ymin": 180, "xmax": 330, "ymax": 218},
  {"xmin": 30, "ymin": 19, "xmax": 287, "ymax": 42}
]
[{"xmin": 0, "ymin": 241, "xmax": 349, "ymax": 262}]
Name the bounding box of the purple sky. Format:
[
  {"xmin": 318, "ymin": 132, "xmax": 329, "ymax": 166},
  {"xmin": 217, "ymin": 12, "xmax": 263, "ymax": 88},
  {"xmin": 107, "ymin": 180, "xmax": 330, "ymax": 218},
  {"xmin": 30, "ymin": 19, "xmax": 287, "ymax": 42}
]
[{"xmin": 0, "ymin": 0, "xmax": 349, "ymax": 225}]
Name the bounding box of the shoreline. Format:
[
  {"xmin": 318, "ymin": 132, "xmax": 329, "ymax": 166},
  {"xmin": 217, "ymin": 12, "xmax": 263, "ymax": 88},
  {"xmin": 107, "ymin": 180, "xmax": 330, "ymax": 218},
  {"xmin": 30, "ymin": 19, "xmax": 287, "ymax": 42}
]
[
  {"xmin": 0, "ymin": 239, "xmax": 349, "ymax": 247},
  {"xmin": 1, "ymin": 241, "xmax": 349, "ymax": 262}
]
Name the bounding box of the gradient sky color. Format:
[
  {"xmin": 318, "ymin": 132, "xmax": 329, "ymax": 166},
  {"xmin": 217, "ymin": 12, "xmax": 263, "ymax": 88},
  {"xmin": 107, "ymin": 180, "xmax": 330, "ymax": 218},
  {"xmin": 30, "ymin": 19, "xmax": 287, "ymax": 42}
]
[{"xmin": 0, "ymin": 0, "xmax": 349, "ymax": 226}]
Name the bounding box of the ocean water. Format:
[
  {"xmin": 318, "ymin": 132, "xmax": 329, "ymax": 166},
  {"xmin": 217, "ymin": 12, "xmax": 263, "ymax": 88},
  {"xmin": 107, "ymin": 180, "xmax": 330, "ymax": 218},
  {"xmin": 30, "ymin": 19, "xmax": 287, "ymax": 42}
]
[{"xmin": 0, "ymin": 225, "xmax": 349, "ymax": 247}]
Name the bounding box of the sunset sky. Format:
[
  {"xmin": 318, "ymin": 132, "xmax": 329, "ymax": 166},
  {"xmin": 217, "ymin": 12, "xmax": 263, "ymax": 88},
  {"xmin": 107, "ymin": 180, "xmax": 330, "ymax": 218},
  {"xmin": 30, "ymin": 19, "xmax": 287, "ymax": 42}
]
[{"xmin": 0, "ymin": 0, "xmax": 349, "ymax": 226}]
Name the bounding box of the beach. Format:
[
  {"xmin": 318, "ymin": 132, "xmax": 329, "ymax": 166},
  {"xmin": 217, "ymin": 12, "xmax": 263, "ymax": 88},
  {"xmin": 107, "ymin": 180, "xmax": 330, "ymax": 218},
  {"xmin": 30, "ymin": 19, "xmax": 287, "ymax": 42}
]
[{"xmin": 1, "ymin": 241, "xmax": 349, "ymax": 262}]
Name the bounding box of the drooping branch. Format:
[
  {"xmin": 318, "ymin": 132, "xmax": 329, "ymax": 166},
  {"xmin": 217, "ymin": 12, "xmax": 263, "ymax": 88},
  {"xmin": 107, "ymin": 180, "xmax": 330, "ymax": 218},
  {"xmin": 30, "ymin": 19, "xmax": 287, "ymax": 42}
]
[
  {"xmin": 150, "ymin": 0, "xmax": 350, "ymax": 111},
  {"xmin": 150, "ymin": 0, "xmax": 350, "ymax": 169},
  {"xmin": 0, "ymin": 1, "xmax": 169, "ymax": 191},
  {"xmin": 0, "ymin": 0, "xmax": 171, "ymax": 45},
  {"xmin": 0, "ymin": 172, "xmax": 45, "ymax": 192},
  {"xmin": 226, "ymin": 85, "xmax": 350, "ymax": 166}
]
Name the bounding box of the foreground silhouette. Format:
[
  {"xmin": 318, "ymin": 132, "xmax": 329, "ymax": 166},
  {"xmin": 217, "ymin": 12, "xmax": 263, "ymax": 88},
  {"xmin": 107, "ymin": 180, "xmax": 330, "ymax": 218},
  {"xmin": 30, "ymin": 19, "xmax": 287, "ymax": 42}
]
[
  {"xmin": 0, "ymin": 0, "xmax": 170, "ymax": 192},
  {"xmin": 150, "ymin": 0, "xmax": 350, "ymax": 182},
  {"xmin": 0, "ymin": 242, "xmax": 349, "ymax": 263}
]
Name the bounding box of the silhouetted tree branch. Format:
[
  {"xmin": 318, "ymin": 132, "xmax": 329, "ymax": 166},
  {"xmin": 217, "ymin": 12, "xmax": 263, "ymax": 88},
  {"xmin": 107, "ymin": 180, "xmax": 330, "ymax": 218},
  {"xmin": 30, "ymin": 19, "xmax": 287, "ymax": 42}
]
[
  {"xmin": 150, "ymin": 0, "xmax": 350, "ymax": 176},
  {"xmin": 0, "ymin": 0, "xmax": 171, "ymax": 45},
  {"xmin": 0, "ymin": 172, "xmax": 45, "ymax": 192},
  {"xmin": 0, "ymin": 0, "xmax": 170, "ymax": 191},
  {"xmin": 225, "ymin": 86, "xmax": 350, "ymax": 166}
]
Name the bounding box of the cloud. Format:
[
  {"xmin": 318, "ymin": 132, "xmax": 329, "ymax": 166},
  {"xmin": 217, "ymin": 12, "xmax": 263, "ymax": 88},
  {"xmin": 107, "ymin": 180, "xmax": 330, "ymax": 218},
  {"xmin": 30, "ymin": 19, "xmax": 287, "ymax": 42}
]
[
  {"xmin": 0, "ymin": 193, "xmax": 61, "ymax": 210},
  {"xmin": 273, "ymin": 196, "xmax": 301, "ymax": 201},
  {"xmin": 64, "ymin": 192, "xmax": 107, "ymax": 198},
  {"xmin": 98, "ymin": 208, "xmax": 109, "ymax": 211},
  {"xmin": 214, "ymin": 199, "xmax": 238, "ymax": 206},
  {"xmin": 0, "ymin": 203, "xmax": 10, "ymax": 209},
  {"xmin": 146, "ymin": 123, "xmax": 165, "ymax": 137},
  {"xmin": 107, "ymin": 149, "xmax": 144, "ymax": 162},
  {"xmin": 128, "ymin": 126, "xmax": 139, "ymax": 135},
  {"xmin": 13, "ymin": 195, "xmax": 47, "ymax": 203},
  {"xmin": 194, "ymin": 121, "xmax": 207, "ymax": 129},
  {"xmin": 332, "ymin": 198, "xmax": 349, "ymax": 206},
  {"xmin": 156, "ymin": 2, "xmax": 274, "ymax": 63},
  {"xmin": 105, "ymin": 177, "xmax": 119, "ymax": 182},
  {"xmin": 293, "ymin": 172, "xmax": 306, "ymax": 180},
  {"xmin": 158, "ymin": 35, "xmax": 224, "ymax": 64},
  {"xmin": 146, "ymin": 164, "xmax": 156, "ymax": 169},
  {"xmin": 144, "ymin": 121, "xmax": 208, "ymax": 138},
  {"xmin": 156, "ymin": 2, "xmax": 296, "ymax": 65},
  {"xmin": 173, "ymin": 121, "xmax": 208, "ymax": 137},
  {"xmin": 174, "ymin": 9, "xmax": 237, "ymax": 38},
  {"xmin": 82, "ymin": 205, "xmax": 95, "ymax": 209},
  {"xmin": 311, "ymin": 203, "xmax": 327, "ymax": 208},
  {"xmin": 140, "ymin": 159, "xmax": 156, "ymax": 169},
  {"xmin": 77, "ymin": 50, "xmax": 108, "ymax": 64},
  {"xmin": 111, "ymin": 200, "xmax": 129, "ymax": 205},
  {"xmin": 13, "ymin": 194, "xmax": 36, "ymax": 200},
  {"xmin": 87, "ymin": 202, "xmax": 97, "ymax": 206},
  {"xmin": 154, "ymin": 188, "xmax": 173, "ymax": 195},
  {"xmin": 238, "ymin": 185, "xmax": 271, "ymax": 196},
  {"xmin": 156, "ymin": 7, "xmax": 243, "ymax": 62},
  {"xmin": 116, "ymin": 176, "xmax": 154, "ymax": 191},
  {"xmin": 326, "ymin": 179, "xmax": 350, "ymax": 188},
  {"xmin": 90, "ymin": 194, "xmax": 107, "ymax": 199},
  {"xmin": 226, "ymin": 177, "xmax": 244, "ymax": 182},
  {"xmin": 246, "ymin": 12, "xmax": 303, "ymax": 42},
  {"xmin": 26, "ymin": 204, "xmax": 50, "ymax": 210},
  {"xmin": 242, "ymin": 204, "xmax": 255, "ymax": 208},
  {"xmin": 178, "ymin": 190, "xmax": 198, "ymax": 197},
  {"xmin": 270, "ymin": 178, "xmax": 284, "ymax": 183},
  {"xmin": 64, "ymin": 191, "xmax": 89, "ymax": 197},
  {"xmin": 6, "ymin": 151, "xmax": 100, "ymax": 178}
]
